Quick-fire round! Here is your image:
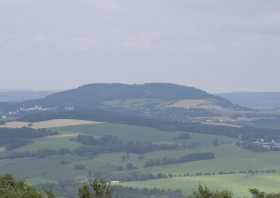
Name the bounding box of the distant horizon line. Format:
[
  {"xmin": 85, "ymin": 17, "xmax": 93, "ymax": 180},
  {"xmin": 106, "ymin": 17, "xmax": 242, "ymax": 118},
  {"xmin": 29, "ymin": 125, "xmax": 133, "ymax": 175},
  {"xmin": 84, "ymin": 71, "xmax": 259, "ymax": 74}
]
[{"xmin": 0, "ymin": 82, "xmax": 279, "ymax": 94}]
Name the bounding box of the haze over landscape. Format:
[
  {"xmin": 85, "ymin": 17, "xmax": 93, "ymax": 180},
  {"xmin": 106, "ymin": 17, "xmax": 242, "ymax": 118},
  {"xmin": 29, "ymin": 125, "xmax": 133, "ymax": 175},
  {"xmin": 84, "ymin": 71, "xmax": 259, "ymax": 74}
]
[
  {"xmin": 1, "ymin": 1, "xmax": 280, "ymax": 198},
  {"xmin": 1, "ymin": 0, "xmax": 280, "ymax": 92}
]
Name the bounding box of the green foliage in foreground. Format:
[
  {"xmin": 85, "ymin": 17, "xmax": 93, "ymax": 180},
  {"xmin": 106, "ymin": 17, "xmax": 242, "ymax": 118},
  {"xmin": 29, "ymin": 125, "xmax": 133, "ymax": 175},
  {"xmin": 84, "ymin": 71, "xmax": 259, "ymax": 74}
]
[
  {"xmin": 190, "ymin": 185, "xmax": 280, "ymax": 198},
  {"xmin": 79, "ymin": 179, "xmax": 112, "ymax": 198},
  {"xmin": 0, "ymin": 175, "xmax": 113, "ymax": 198},
  {"xmin": 0, "ymin": 175, "xmax": 54, "ymax": 198},
  {"xmin": 2, "ymin": 174, "xmax": 280, "ymax": 198},
  {"xmin": 190, "ymin": 185, "xmax": 233, "ymax": 198},
  {"xmin": 249, "ymin": 189, "xmax": 280, "ymax": 198}
]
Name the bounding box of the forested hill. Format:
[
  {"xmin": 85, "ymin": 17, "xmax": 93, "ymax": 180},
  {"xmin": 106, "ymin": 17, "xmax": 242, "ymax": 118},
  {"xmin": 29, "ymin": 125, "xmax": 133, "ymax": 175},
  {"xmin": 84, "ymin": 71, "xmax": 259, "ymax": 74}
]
[
  {"xmin": 1, "ymin": 83, "xmax": 252, "ymax": 125},
  {"xmin": 28, "ymin": 83, "xmax": 234, "ymax": 108}
]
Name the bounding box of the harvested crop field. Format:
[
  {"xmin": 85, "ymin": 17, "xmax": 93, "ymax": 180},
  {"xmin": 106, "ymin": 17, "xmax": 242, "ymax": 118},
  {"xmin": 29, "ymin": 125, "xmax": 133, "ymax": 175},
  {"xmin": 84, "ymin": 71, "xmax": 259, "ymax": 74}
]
[
  {"xmin": 0, "ymin": 121, "xmax": 29, "ymax": 128},
  {"xmin": 0, "ymin": 119, "xmax": 101, "ymax": 129},
  {"xmin": 168, "ymin": 99, "xmax": 222, "ymax": 110}
]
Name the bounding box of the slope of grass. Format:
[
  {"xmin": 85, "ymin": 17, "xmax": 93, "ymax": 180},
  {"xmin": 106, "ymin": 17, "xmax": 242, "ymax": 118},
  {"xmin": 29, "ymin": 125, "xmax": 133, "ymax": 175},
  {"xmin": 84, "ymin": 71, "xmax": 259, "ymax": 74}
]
[
  {"xmin": 134, "ymin": 144, "xmax": 280, "ymax": 175},
  {"xmin": 16, "ymin": 136, "xmax": 81, "ymax": 152},
  {"xmin": 243, "ymin": 118, "xmax": 280, "ymax": 129},
  {"xmin": 55, "ymin": 123, "xmax": 181, "ymax": 143},
  {"xmin": 119, "ymin": 174, "xmax": 280, "ymax": 197},
  {"xmin": 2, "ymin": 122, "xmax": 280, "ymax": 194},
  {"xmin": 0, "ymin": 155, "xmax": 88, "ymax": 181}
]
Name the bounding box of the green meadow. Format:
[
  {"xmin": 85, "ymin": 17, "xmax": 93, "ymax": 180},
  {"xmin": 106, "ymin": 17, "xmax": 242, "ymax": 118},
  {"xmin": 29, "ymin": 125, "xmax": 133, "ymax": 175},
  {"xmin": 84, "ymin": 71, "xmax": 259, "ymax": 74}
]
[
  {"xmin": 119, "ymin": 174, "xmax": 280, "ymax": 197},
  {"xmin": 1, "ymin": 122, "xmax": 280, "ymax": 195},
  {"xmin": 55, "ymin": 123, "xmax": 181, "ymax": 143}
]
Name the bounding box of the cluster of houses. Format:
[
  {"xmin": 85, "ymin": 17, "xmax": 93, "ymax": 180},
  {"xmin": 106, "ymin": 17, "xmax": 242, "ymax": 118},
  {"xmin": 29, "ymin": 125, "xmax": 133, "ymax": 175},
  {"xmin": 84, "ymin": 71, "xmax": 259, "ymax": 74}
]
[
  {"xmin": 252, "ymin": 138, "xmax": 280, "ymax": 151},
  {"xmin": 0, "ymin": 105, "xmax": 75, "ymax": 121}
]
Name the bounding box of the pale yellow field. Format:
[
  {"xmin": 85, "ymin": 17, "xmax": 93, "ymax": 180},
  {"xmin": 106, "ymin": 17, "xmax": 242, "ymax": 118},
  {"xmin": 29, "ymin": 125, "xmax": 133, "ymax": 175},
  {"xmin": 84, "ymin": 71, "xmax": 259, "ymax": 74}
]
[
  {"xmin": 169, "ymin": 99, "xmax": 223, "ymax": 110},
  {"xmin": 202, "ymin": 121, "xmax": 241, "ymax": 128},
  {"xmin": 0, "ymin": 119, "xmax": 101, "ymax": 129},
  {"xmin": 45, "ymin": 133, "xmax": 79, "ymax": 139},
  {"xmin": 0, "ymin": 121, "xmax": 29, "ymax": 128}
]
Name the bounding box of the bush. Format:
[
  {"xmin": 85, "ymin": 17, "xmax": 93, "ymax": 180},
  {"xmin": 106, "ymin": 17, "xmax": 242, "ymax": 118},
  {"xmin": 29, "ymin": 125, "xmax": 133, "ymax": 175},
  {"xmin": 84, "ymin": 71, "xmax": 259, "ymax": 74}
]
[
  {"xmin": 79, "ymin": 179, "xmax": 112, "ymax": 198},
  {"xmin": 0, "ymin": 174, "xmax": 55, "ymax": 198},
  {"xmin": 189, "ymin": 185, "xmax": 233, "ymax": 198}
]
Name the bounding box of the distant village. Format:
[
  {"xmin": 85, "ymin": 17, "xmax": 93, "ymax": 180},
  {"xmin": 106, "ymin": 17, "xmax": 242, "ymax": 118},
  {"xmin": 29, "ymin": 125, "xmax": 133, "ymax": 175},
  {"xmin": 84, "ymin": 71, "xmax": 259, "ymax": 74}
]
[
  {"xmin": 0, "ymin": 105, "xmax": 75, "ymax": 121},
  {"xmin": 252, "ymin": 138, "xmax": 280, "ymax": 151},
  {"xmin": 240, "ymin": 138, "xmax": 280, "ymax": 152}
]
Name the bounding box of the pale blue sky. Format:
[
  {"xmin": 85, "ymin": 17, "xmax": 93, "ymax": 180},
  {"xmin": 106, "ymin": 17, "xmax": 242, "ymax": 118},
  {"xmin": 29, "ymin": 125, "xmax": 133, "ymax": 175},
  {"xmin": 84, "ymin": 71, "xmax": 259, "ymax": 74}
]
[{"xmin": 0, "ymin": 0, "xmax": 279, "ymax": 92}]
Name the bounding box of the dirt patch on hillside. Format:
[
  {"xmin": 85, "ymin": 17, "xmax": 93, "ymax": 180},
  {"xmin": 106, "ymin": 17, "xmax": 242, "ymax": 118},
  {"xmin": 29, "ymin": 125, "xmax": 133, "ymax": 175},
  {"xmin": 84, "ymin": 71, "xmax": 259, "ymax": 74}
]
[
  {"xmin": 45, "ymin": 133, "xmax": 79, "ymax": 139},
  {"xmin": 31, "ymin": 119, "xmax": 100, "ymax": 129},
  {"xmin": 0, "ymin": 119, "xmax": 101, "ymax": 129},
  {"xmin": 0, "ymin": 121, "xmax": 30, "ymax": 128},
  {"xmin": 168, "ymin": 99, "xmax": 223, "ymax": 110}
]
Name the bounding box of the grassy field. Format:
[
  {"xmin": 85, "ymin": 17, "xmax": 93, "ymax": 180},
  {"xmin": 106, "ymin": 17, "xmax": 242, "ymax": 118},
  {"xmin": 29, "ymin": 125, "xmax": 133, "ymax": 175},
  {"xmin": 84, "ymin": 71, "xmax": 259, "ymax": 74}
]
[
  {"xmin": 119, "ymin": 174, "xmax": 280, "ymax": 197},
  {"xmin": 55, "ymin": 123, "xmax": 182, "ymax": 143},
  {"xmin": 132, "ymin": 144, "xmax": 280, "ymax": 175},
  {"xmin": 0, "ymin": 123, "xmax": 184, "ymax": 182},
  {"xmin": 1, "ymin": 122, "xmax": 280, "ymax": 195},
  {"xmin": 0, "ymin": 155, "xmax": 88, "ymax": 182},
  {"xmin": 16, "ymin": 136, "xmax": 82, "ymax": 152},
  {"xmin": 243, "ymin": 118, "xmax": 280, "ymax": 129}
]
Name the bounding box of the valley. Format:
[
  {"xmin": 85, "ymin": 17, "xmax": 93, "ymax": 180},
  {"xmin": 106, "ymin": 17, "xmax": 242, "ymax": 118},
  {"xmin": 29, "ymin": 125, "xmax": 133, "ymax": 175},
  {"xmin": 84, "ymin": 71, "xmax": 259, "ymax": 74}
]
[
  {"xmin": 1, "ymin": 0, "xmax": 279, "ymax": 196},
  {"xmin": 0, "ymin": 84, "xmax": 280, "ymax": 197},
  {"xmin": 0, "ymin": 121, "xmax": 280, "ymax": 197}
]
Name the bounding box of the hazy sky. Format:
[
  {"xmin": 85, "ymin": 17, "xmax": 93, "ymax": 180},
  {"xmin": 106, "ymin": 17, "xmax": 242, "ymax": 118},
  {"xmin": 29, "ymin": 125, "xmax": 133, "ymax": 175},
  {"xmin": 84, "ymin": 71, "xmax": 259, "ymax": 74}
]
[{"xmin": 0, "ymin": 0, "xmax": 279, "ymax": 92}]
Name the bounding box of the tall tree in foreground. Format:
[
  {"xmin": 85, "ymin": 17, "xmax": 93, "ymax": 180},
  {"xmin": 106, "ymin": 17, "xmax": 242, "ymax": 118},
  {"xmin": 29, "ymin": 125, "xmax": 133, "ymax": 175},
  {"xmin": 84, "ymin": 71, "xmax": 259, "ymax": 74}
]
[{"xmin": 79, "ymin": 179, "xmax": 112, "ymax": 198}]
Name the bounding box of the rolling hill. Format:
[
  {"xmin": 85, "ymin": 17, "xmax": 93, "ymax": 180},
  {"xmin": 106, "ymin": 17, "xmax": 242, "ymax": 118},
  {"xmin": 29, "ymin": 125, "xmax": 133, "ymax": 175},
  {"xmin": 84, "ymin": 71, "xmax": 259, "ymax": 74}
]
[
  {"xmin": 0, "ymin": 83, "xmax": 266, "ymax": 125},
  {"xmin": 37, "ymin": 83, "xmax": 233, "ymax": 107},
  {"xmin": 1, "ymin": 84, "xmax": 280, "ymax": 197}
]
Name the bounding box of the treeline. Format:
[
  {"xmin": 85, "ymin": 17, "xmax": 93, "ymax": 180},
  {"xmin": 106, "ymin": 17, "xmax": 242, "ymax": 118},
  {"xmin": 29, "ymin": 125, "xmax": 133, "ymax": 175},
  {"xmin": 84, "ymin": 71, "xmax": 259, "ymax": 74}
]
[
  {"xmin": 113, "ymin": 186, "xmax": 184, "ymax": 198},
  {"xmin": 144, "ymin": 152, "xmax": 215, "ymax": 167},
  {"xmin": 0, "ymin": 149, "xmax": 71, "ymax": 160},
  {"xmin": 0, "ymin": 127, "xmax": 57, "ymax": 150},
  {"xmin": 0, "ymin": 133, "xmax": 184, "ymax": 160},
  {"xmin": 105, "ymin": 168, "xmax": 279, "ymax": 182},
  {"xmin": 74, "ymin": 135, "xmax": 184, "ymax": 154},
  {"xmin": 179, "ymin": 169, "xmax": 278, "ymax": 178},
  {"xmin": 174, "ymin": 133, "xmax": 191, "ymax": 140},
  {"xmin": 40, "ymin": 181, "xmax": 184, "ymax": 198},
  {"xmin": 21, "ymin": 110, "xmax": 280, "ymax": 140}
]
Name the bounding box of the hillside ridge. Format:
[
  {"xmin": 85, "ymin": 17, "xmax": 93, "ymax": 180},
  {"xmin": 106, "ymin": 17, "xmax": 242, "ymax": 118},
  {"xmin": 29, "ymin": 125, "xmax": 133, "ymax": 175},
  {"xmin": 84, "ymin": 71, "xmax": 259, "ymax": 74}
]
[{"xmin": 40, "ymin": 83, "xmax": 233, "ymax": 107}]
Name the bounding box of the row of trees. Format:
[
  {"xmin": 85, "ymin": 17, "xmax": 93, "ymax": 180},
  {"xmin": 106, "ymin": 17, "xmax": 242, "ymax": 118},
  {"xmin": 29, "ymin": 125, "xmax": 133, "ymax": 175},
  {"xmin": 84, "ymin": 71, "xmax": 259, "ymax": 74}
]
[
  {"xmin": 1, "ymin": 135, "xmax": 201, "ymax": 161},
  {"xmin": 144, "ymin": 152, "xmax": 215, "ymax": 167},
  {"xmin": 20, "ymin": 109, "xmax": 280, "ymax": 140},
  {"xmin": 0, "ymin": 127, "xmax": 57, "ymax": 150},
  {"xmin": 73, "ymin": 135, "xmax": 184, "ymax": 154}
]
